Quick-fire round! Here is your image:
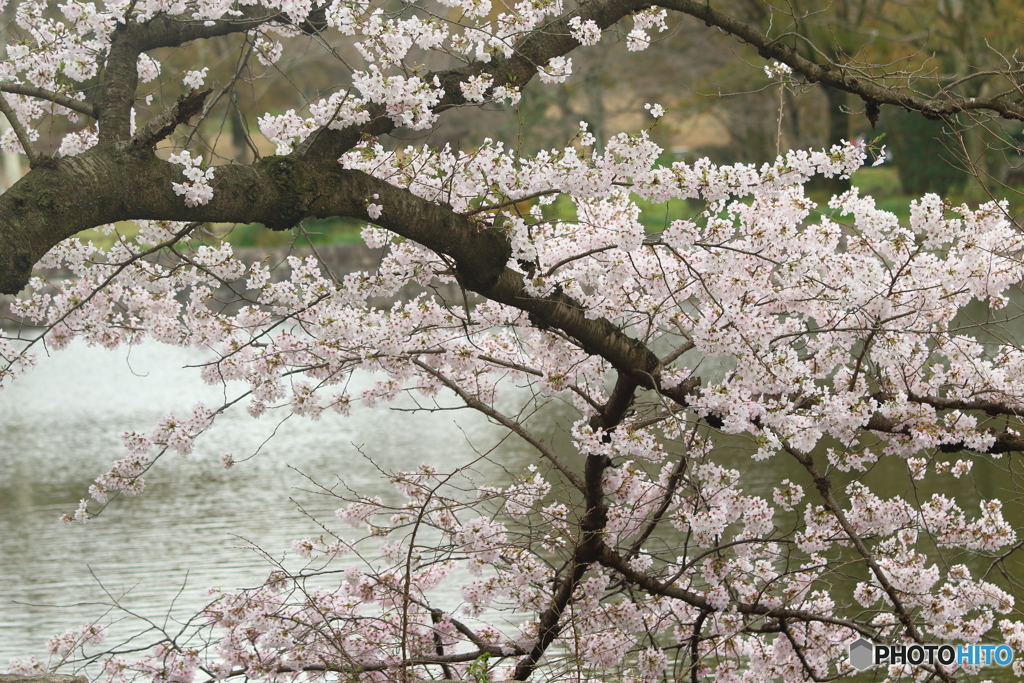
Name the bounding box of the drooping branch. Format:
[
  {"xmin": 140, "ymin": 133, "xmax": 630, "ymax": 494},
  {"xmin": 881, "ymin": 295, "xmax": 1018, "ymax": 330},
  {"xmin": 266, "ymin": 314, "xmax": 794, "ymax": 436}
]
[
  {"xmin": 779, "ymin": 620, "xmax": 828, "ymax": 683},
  {"xmin": 201, "ymin": 647, "xmax": 519, "ymax": 682},
  {"xmin": 625, "ymin": 442, "xmax": 689, "ymax": 557},
  {"xmin": 656, "ymin": 0, "xmax": 1024, "ymax": 122},
  {"xmin": 781, "ymin": 441, "xmax": 955, "ymax": 682},
  {"xmin": 412, "ymin": 360, "xmax": 587, "ymax": 492},
  {"xmin": 598, "ymin": 545, "xmax": 884, "ymax": 641}
]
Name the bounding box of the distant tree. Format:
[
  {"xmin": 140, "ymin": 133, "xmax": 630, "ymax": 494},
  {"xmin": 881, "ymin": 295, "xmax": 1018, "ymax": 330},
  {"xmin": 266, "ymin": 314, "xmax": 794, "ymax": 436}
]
[
  {"xmin": 886, "ymin": 107, "xmax": 967, "ymax": 194},
  {"xmin": 4, "ymin": 1, "xmax": 1024, "ymax": 682},
  {"xmin": 725, "ymin": 0, "xmax": 893, "ymax": 188}
]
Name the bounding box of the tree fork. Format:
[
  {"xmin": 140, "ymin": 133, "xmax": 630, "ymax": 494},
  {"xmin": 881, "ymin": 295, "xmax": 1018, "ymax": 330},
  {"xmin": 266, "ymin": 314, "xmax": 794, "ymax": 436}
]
[{"xmin": 512, "ymin": 453, "xmax": 612, "ymax": 680}]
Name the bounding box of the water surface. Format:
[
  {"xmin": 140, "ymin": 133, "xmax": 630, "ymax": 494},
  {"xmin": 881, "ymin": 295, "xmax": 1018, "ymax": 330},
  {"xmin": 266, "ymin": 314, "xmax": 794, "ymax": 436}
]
[
  {"xmin": 1, "ymin": 339, "xmax": 1020, "ymax": 682},
  {"xmin": 0, "ymin": 340, "xmax": 540, "ymax": 662}
]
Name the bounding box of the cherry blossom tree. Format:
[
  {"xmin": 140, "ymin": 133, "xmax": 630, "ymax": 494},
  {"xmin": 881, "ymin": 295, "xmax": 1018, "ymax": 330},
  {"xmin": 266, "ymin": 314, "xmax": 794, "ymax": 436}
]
[{"xmin": 3, "ymin": 0, "xmax": 1024, "ymax": 681}]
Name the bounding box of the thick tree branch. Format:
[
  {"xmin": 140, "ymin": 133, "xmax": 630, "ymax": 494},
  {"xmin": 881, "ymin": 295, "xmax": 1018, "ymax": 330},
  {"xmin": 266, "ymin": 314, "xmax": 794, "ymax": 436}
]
[
  {"xmin": 864, "ymin": 413, "xmax": 1024, "ymax": 454},
  {"xmin": 590, "ymin": 372, "xmax": 641, "ymax": 432},
  {"xmin": 295, "ymin": 0, "xmax": 653, "ymax": 161},
  {"xmin": 0, "ymin": 146, "xmax": 701, "ymax": 420},
  {"xmin": 134, "ymin": 10, "xmax": 281, "ymax": 50},
  {"xmin": 903, "ymin": 391, "xmax": 1024, "ymax": 418},
  {"xmin": 97, "ymin": 28, "xmax": 142, "ymax": 141},
  {"xmin": 131, "ymin": 89, "xmax": 213, "ymax": 148}
]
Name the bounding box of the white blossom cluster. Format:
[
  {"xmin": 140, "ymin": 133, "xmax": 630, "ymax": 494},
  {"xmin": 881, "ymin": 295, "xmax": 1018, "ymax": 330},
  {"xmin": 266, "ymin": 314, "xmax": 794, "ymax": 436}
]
[
  {"xmin": 9, "ymin": 123, "xmax": 1024, "ymax": 681},
  {"xmin": 168, "ymin": 150, "xmax": 215, "ymax": 206},
  {"xmin": 3, "ymin": 0, "xmax": 587, "ymax": 202},
  {"xmin": 568, "ymin": 16, "xmax": 602, "ymax": 45},
  {"xmin": 627, "ymin": 8, "xmax": 667, "ymax": 51},
  {"xmin": 4, "ymin": 0, "xmax": 1024, "ymax": 674}
]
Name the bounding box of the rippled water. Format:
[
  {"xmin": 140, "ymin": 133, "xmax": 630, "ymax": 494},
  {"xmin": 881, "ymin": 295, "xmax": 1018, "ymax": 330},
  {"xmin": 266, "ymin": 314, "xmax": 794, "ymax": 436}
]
[
  {"xmin": 0, "ymin": 340, "xmax": 546, "ymax": 662},
  {"xmin": 2, "ymin": 339, "xmax": 1021, "ymax": 682}
]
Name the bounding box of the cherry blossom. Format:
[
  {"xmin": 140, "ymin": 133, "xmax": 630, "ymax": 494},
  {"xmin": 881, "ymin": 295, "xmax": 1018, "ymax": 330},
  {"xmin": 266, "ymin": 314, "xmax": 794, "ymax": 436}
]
[
  {"xmin": 537, "ymin": 56, "xmax": 573, "ymax": 83},
  {"xmin": 168, "ymin": 150, "xmax": 215, "ymax": 207},
  {"xmin": 1, "ymin": 0, "xmax": 1023, "ymax": 678},
  {"xmin": 182, "ymin": 67, "xmax": 208, "ymax": 89},
  {"xmin": 568, "ymin": 16, "xmax": 601, "ymax": 45},
  {"xmin": 644, "ymin": 102, "xmax": 665, "ymax": 118}
]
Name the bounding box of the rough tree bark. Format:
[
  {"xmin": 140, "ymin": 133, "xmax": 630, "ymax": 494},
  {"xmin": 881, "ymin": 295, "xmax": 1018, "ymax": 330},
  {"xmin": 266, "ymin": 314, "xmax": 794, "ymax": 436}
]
[{"xmin": 2, "ymin": 0, "xmax": 1022, "ymax": 296}]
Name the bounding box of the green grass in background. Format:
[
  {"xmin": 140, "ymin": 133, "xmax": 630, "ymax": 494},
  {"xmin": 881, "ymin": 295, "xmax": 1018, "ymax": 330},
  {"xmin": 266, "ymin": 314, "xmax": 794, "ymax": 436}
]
[
  {"xmin": 74, "ymin": 167, "xmax": 1024, "ymax": 252},
  {"xmin": 219, "ymin": 217, "xmax": 366, "ymax": 247},
  {"xmin": 74, "ymin": 216, "xmax": 366, "ymax": 251},
  {"xmin": 846, "ymin": 166, "xmax": 1024, "ymax": 223}
]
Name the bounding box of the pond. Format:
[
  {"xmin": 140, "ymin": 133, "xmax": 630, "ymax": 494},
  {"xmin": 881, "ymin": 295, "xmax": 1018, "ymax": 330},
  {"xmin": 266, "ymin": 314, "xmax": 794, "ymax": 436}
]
[
  {"xmin": 0, "ymin": 340, "xmax": 546, "ymax": 662},
  {"xmin": 1, "ymin": 338, "xmax": 1020, "ymax": 682}
]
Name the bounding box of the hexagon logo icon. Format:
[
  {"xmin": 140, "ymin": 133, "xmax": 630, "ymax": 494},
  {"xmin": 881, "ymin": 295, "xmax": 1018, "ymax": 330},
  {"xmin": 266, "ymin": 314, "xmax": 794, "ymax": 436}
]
[{"xmin": 848, "ymin": 638, "xmax": 875, "ymax": 671}]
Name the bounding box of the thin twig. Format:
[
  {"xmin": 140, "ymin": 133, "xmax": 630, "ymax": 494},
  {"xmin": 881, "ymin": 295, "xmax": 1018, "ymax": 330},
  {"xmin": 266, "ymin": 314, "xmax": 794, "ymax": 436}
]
[
  {"xmin": 465, "ymin": 189, "xmax": 560, "ymax": 217},
  {"xmin": 0, "ymin": 91, "xmax": 39, "ymax": 166},
  {"xmin": 0, "ymin": 82, "xmax": 98, "ymax": 118},
  {"xmin": 412, "ymin": 359, "xmax": 587, "ymax": 492}
]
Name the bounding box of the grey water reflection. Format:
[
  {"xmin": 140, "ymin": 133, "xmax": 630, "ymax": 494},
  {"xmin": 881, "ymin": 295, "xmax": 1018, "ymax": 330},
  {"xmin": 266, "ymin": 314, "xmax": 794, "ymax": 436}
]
[{"xmin": 0, "ymin": 341, "xmax": 543, "ymax": 662}]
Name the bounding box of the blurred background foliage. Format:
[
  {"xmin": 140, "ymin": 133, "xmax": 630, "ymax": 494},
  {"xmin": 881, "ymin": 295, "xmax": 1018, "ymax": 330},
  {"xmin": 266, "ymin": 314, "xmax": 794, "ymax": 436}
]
[{"xmin": 6, "ymin": 0, "xmax": 1024, "ymax": 249}]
